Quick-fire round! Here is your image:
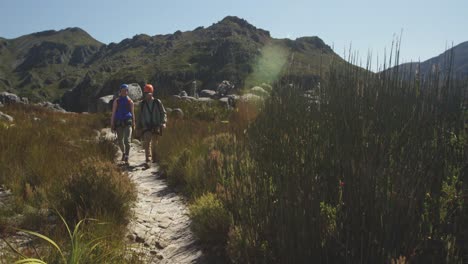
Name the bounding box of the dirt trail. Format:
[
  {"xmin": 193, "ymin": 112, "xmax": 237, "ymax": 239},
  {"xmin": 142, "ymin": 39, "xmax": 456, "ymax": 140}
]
[{"xmin": 101, "ymin": 129, "xmax": 204, "ymax": 263}]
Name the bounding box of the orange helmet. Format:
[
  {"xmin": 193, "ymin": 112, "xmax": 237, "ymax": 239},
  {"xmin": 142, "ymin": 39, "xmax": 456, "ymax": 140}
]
[{"xmin": 144, "ymin": 84, "xmax": 154, "ymax": 93}]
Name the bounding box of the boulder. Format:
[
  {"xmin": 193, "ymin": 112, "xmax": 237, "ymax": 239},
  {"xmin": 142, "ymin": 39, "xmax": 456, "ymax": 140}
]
[
  {"xmin": 227, "ymin": 94, "xmax": 240, "ymax": 100},
  {"xmin": 216, "ymin": 80, "xmax": 235, "ymax": 96},
  {"xmin": 250, "ymin": 86, "xmax": 269, "ymax": 97},
  {"xmin": 240, "ymin": 93, "xmax": 262, "ymax": 102},
  {"xmin": 219, "ymin": 95, "xmax": 239, "ymax": 108},
  {"xmin": 179, "ymin": 91, "xmax": 188, "ymax": 97},
  {"xmin": 0, "ymin": 111, "xmax": 14, "ymax": 122},
  {"xmin": 260, "ymin": 83, "xmax": 273, "ymax": 93},
  {"xmin": 127, "ymin": 83, "xmax": 143, "ymax": 101},
  {"xmin": 219, "ymin": 97, "xmax": 229, "ymax": 104},
  {"xmin": 180, "ymin": 96, "xmax": 197, "ymax": 102},
  {"xmin": 0, "ymin": 92, "xmax": 22, "ymax": 104},
  {"xmin": 197, "ymin": 97, "xmax": 214, "ymax": 103},
  {"xmin": 171, "ymin": 108, "xmax": 184, "ymax": 119},
  {"xmin": 96, "ymin": 95, "xmax": 115, "ymax": 113},
  {"xmin": 199, "ymin": 90, "xmax": 217, "ymax": 98},
  {"xmin": 37, "ymin": 102, "xmax": 67, "ymax": 113}
]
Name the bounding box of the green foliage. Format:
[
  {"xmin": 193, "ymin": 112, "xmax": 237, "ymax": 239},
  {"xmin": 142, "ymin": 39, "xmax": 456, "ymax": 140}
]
[
  {"xmin": 164, "ymin": 98, "xmax": 231, "ymax": 121},
  {"xmin": 8, "ymin": 213, "xmax": 149, "ymax": 264},
  {"xmin": 0, "ymin": 17, "xmax": 345, "ymax": 105},
  {"xmin": 189, "ymin": 193, "xmax": 231, "ymax": 244},
  {"xmin": 167, "ymin": 148, "xmax": 191, "ymax": 187},
  {"xmin": 226, "ymin": 224, "xmax": 273, "ymax": 264},
  {"xmin": 222, "ymin": 58, "xmax": 467, "ymax": 262},
  {"xmin": 319, "ymin": 202, "xmax": 337, "ymax": 244},
  {"xmin": 162, "ymin": 53, "xmax": 467, "ymax": 263},
  {"xmin": 0, "ymin": 104, "xmax": 138, "ymax": 263},
  {"xmin": 140, "ymin": 37, "xmax": 468, "ymax": 263},
  {"xmin": 57, "ymin": 158, "xmax": 136, "ymax": 224}
]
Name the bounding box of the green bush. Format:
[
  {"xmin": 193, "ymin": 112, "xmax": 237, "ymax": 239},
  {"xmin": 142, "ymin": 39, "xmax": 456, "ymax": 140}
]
[
  {"xmin": 214, "ymin": 54, "xmax": 467, "ymax": 262},
  {"xmin": 165, "ymin": 132, "xmax": 239, "ymax": 198},
  {"xmin": 57, "ymin": 158, "xmax": 136, "ymax": 224},
  {"xmin": 0, "ymin": 104, "xmax": 141, "ymax": 263},
  {"xmin": 189, "ymin": 193, "xmax": 231, "ymax": 244},
  {"xmin": 319, "ymin": 201, "xmax": 337, "ymax": 244},
  {"xmin": 168, "ymin": 148, "xmax": 191, "ymax": 187},
  {"xmin": 227, "ymin": 225, "xmax": 272, "ymax": 264},
  {"xmin": 163, "ymin": 98, "xmax": 231, "ymax": 121}
]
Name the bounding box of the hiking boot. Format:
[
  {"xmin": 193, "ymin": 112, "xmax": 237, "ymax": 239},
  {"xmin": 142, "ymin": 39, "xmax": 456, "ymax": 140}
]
[
  {"xmin": 121, "ymin": 153, "xmax": 126, "ymax": 161},
  {"xmin": 124, "ymin": 155, "xmax": 129, "ymax": 163}
]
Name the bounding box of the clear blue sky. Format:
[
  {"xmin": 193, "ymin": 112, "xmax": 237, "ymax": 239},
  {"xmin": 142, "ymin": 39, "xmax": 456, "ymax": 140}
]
[{"xmin": 1, "ymin": 0, "xmax": 467, "ymax": 67}]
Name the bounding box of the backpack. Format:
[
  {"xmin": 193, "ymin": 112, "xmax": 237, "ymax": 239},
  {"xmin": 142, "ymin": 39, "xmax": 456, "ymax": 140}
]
[{"xmin": 141, "ymin": 99, "xmax": 164, "ymax": 124}]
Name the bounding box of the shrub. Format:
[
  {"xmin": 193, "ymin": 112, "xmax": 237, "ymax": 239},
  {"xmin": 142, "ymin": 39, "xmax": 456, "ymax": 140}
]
[
  {"xmin": 189, "ymin": 193, "xmax": 231, "ymax": 244},
  {"xmin": 56, "ymin": 158, "xmax": 136, "ymax": 224},
  {"xmin": 167, "ymin": 148, "xmax": 191, "ymax": 187},
  {"xmin": 227, "ymin": 225, "xmax": 272, "ymax": 264},
  {"xmin": 0, "ymin": 104, "xmax": 140, "ymax": 263},
  {"xmin": 163, "ymin": 98, "xmax": 231, "ymax": 121},
  {"xmin": 319, "ymin": 201, "xmax": 337, "ymax": 244},
  {"xmin": 216, "ymin": 51, "xmax": 467, "ymax": 262}
]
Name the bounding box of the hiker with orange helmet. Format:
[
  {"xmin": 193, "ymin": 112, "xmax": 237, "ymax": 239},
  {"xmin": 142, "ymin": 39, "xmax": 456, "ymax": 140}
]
[
  {"xmin": 138, "ymin": 83, "xmax": 167, "ymax": 165},
  {"xmin": 111, "ymin": 84, "xmax": 136, "ymax": 164}
]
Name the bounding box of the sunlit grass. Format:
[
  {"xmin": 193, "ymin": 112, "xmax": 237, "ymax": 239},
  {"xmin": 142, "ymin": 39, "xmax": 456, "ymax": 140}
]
[{"xmin": 0, "ymin": 104, "xmax": 138, "ymax": 263}]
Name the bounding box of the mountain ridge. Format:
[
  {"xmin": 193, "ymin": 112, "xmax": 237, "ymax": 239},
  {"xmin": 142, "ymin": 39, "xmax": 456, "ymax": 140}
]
[
  {"xmin": 0, "ymin": 16, "xmax": 344, "ymax": 112},
  {"xmin": 386, "ymin": 41, "xmax": 468, "ymax": 79}
]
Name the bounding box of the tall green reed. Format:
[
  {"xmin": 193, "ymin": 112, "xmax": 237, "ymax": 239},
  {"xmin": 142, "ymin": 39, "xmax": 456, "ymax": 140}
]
[{"xmin": 219, "ymin": 47, "xmax": 467, "ymax": 263}]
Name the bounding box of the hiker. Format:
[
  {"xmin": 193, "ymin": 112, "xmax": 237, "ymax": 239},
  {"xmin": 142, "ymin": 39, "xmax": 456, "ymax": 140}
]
[
  {"xmin": 138, "ymin": 84, "xmax": 167, "ymax": 164},
  {"xmin": 111, "ymin": 84, "xmax": 135, "ymax": 163}
]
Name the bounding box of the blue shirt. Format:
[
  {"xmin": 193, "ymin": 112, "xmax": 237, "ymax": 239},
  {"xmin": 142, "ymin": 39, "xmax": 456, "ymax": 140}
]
[{"xmin": 115, "ymin": 96, "xmax": 132, "ymax": 120}]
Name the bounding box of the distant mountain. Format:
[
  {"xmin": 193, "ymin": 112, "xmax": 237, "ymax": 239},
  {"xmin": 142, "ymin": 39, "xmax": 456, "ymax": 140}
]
[
  {"xmin": 391, "ymin": 41, "xmax": 468, "ymax": 79},
  {"xmin": 0, "ymin": 16, "xmax": 348, "ymax": 112},
  {"xmin": 0, "ymin": 27, "xmax": 103, "ymax": 102}
]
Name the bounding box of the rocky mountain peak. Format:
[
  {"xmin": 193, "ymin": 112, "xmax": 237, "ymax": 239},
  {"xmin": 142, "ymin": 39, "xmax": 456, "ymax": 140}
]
[{"xmin": 211, "ymin": 16, "xmax": 271, "ymax": 39}]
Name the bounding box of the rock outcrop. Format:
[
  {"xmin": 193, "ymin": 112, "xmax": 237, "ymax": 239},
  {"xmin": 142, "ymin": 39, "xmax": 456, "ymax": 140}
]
[
  {"xmin": 0, "ymin": 111, "xmax": 14, "ymax": 122},
  {"xmin": 96, "ymin": 95, "xmax": 115, "ymax": 113}
]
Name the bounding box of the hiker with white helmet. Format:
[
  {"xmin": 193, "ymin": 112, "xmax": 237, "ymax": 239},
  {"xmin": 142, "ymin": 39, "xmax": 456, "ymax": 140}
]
[
  {"xmin": 138, "ymin": 84, "xmax": 167, "ymax": 166},
  {"xmin": 111, "ymin": 84, "xmax": 135, "ymax": 164}
]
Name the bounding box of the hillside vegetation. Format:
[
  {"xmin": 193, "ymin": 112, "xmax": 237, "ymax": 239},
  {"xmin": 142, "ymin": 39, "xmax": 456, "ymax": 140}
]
[
  {"xmin": 0, "ymin": 16, "xmax": 346, "ymax": 112},
  {"xmin": 155, "ymin": 52, "xmax": 468, "ymax": 263},
  {"xmin": 0, "ymin": 105, "xmax": 140, "ymax": 263}
]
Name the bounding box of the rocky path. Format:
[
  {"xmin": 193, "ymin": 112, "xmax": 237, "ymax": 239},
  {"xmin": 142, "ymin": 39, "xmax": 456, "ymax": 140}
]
[{"xmin": 101, "ymin": 129, "xmax": 204, "ymax": 263}]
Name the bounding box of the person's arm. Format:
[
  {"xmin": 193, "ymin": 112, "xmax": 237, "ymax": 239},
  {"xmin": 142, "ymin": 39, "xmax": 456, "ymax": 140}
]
[
  {"xmin": 158, "ymin": 99, "xmax": 167, "ymax": 128},
  {"xmin": 130, "ymin": 99, "xmax": 136, "ymax": 130},
  {"xmin": 111, "ymin": 99, "xmax": 118, "ymax": 131}
]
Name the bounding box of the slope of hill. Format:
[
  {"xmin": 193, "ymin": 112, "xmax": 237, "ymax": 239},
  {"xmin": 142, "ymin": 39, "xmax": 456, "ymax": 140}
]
[
  {"xmin": 0, "ymin": 27, "xmax": 103, "ymax": 101},
  {"xmin": 391, "ymin": 41, "xmax": 468, "ymax": 79},
  {"xmin": 0, "ymin": 16, "xmax": 347, "ymax": 112}
]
